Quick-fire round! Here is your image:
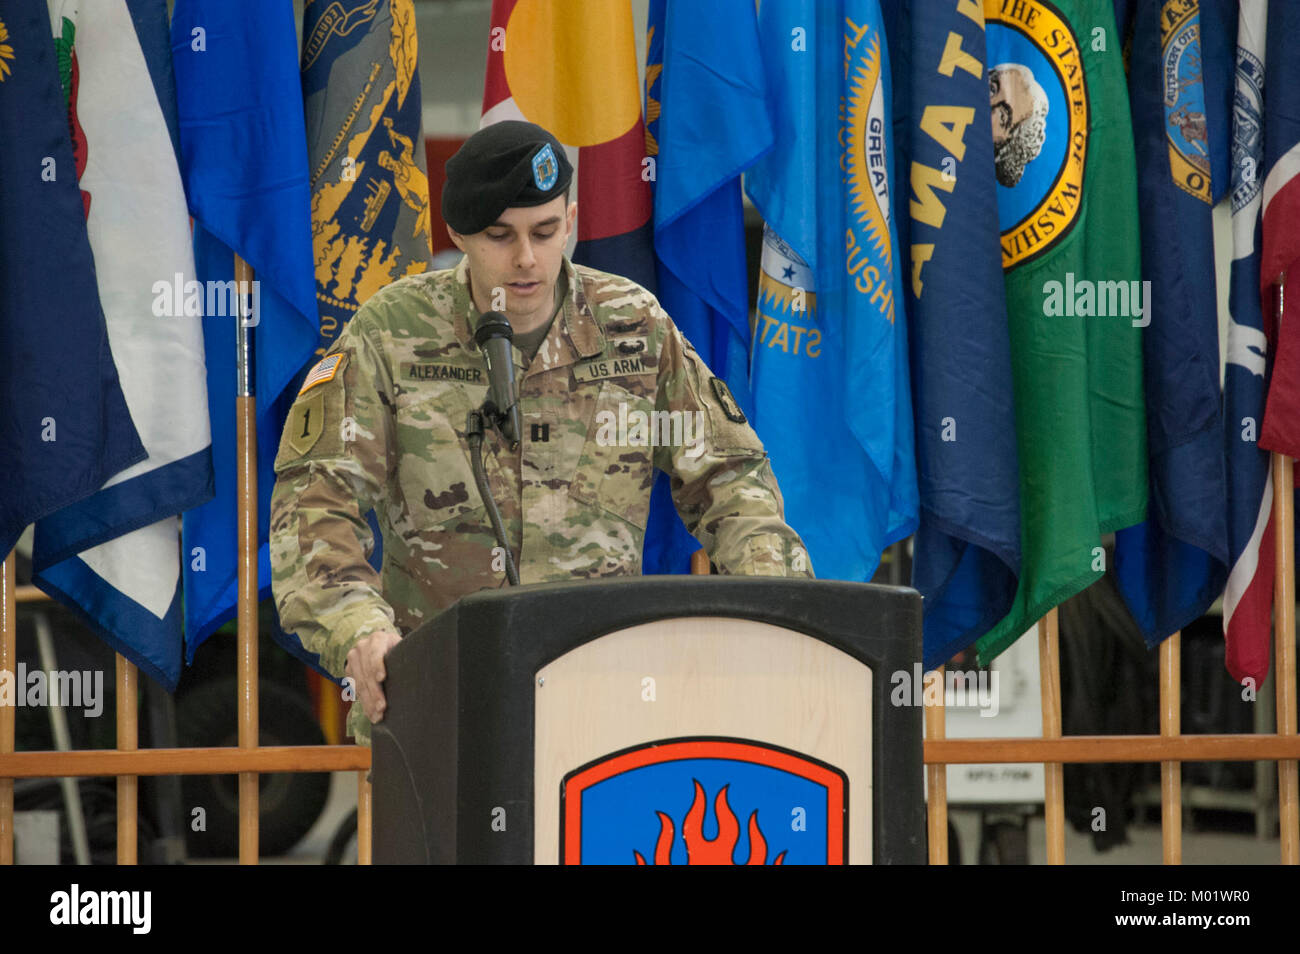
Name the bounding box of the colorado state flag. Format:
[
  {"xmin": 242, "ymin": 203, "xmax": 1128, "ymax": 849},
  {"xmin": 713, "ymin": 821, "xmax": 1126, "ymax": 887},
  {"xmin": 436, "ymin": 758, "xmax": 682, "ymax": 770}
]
[{"xmin": 481, "ymin": 0, "xmax": 655, "ymax": 291}]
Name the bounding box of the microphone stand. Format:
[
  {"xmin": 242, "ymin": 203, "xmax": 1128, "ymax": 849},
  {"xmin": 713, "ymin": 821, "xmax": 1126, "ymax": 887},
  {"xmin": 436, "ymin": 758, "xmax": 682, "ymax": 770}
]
[{"xmin": 465, "ymin": 405, "xmax": 521, "ymax": 586}]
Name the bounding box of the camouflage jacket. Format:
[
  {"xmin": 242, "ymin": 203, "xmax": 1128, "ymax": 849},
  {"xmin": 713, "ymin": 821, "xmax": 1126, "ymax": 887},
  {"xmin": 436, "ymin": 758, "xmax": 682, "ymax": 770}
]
[{"xmin": 270, "ymin": 255, "xmax": 813, "ymax": 743}]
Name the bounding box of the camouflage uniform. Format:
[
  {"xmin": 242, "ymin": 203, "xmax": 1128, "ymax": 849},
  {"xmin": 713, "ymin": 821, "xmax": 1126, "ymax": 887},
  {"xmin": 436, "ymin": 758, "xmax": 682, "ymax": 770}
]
[{"xmin": 270, "ymin": 255, "xmax": 813, "ymax": 744}]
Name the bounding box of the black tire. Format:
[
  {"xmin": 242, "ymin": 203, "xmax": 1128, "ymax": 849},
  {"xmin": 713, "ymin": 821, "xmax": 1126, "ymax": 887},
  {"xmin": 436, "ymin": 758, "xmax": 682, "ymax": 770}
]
[
  {"xmin": 324, "ymin": 809, "xmax": 358, "ymax": 865},
  {"xmin": 979, "ymin": 820, "xmax": 1029, "ymax": 865},
  {"xmin": 176, "ymin": 677, "xmax": 331, "ymax": 857}
]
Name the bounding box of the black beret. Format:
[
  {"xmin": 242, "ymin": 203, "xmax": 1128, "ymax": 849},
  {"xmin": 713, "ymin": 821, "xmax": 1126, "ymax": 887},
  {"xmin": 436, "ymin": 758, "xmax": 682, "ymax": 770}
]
[{"xmin": 442, "ymin": 120, "xmax": 574, "ymax": 235}]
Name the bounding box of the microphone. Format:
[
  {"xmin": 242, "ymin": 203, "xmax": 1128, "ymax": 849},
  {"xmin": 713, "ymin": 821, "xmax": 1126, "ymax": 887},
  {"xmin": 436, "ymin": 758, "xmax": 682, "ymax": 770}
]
[{"xmin": 473, "ymin": 311, "xmax": 522, "ymax": 450}]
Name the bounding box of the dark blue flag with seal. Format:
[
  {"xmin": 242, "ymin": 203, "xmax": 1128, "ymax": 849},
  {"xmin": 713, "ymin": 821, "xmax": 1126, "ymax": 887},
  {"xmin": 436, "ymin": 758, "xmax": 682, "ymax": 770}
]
[
  {"xmin": 1114, "ymin": 0, "xmax": 1231, "ymax": 646},
  {"xmin": 888, "ymin": 0, "xmax": 1020, "ymax": 669},
  {"xmin": 0, "ymin": 0, "xmax": 146, "ymax": 559},
  {"xmin": 640, "ymin": 0, "xmax": 773, "ymax": 574},
  {"xmin": 283, "ymin": 0, "xmax": 433, "ymax": 670}
]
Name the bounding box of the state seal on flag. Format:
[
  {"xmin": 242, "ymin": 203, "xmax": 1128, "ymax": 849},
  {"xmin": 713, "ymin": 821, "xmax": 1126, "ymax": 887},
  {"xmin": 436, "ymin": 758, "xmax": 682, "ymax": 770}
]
[
  {"xmin": 560, "ymin": 737, "xmax": 847, "ymax": 865},
  {"xmin": 1162, "ymin": 0, "xmax": 1211, "ymax": 202},
  {"xmin": 532, "ymin": 142, "xmax": 559, "ymax": 191},
  {"xmin": 844, "ymin": 22, "xmax": 897, "ymax": 325},
  {"xmin": 986, "ymin": 0, "xmax": 1088, "ymax": 269}
]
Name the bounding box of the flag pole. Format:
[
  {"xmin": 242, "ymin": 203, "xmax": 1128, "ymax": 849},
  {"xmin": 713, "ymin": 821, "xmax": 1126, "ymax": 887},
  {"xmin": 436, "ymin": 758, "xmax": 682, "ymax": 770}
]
[
  {"xmin": 1271, "ymin": 276, "xmax": 1298, "ymax": 864},
  {"xmin": 1159, "ymin": 631, "xmax": 1182, "ymax": 864},
  {"xmin": 924, "ymin": 666, "xmax": 948, "ymax": 864},
  {"xmin": 357, "ymin": 773, "xmax": 372, "ymax": 865},
  {"xmin": 235, "ymin": 254, "xmax": 259, "ymax": 864},
  {"xmin": 0, "ymin": 550, "xmax": 14, "ymax": 865},
  {"xmin": 115, "ymin": 655, "xmax": 138, "ymax": 863},
  {"xmin": 1273, "ymin": 448, "xmax": 1297, "ymax": 864},
  {"xmin": 1038, "ymin": 608, "xmax": 1065, "ymax": 863}
]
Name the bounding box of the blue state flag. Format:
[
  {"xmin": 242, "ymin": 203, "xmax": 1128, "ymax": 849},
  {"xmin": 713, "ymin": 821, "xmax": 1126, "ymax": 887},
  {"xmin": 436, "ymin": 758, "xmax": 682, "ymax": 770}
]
[
  {"xmin": 1114, "ymin": 0, "xmax": 1230, "ymax": 646},
  {"xmin": 1221, "ymin": 0, "xmax": 1272, "ymax": 687},
  {"xmin": 0, "ymin": 0, "xmax": 146, "ymax": 560},
  {"xmin": 888, "ymin": 0, "xmax": 1021, "ymax": 669},
  {"xmin": 640, "ymin": 0, "xmax": 773, "ymax": 574},
  {"xmin": 275, "ymin": 0, "xmax": 434, "ymax": 674},
  {"xmin": 745, "ymin": 0, "xmax": 918, "ymax": 582},
  {"xmin": 29, "ymin": 0, "xmax": 214, "ymax": 689},
  {"xmin": 172, "ymin": 0, "xmax": 319, "ymax": 659}
]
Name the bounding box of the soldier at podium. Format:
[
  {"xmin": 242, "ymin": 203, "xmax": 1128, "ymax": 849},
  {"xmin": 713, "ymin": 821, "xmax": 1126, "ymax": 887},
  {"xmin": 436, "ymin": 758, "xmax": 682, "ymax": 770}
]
[{"xmin": 269, "ymin": 121, "xmax": 812, "ymax": 745}]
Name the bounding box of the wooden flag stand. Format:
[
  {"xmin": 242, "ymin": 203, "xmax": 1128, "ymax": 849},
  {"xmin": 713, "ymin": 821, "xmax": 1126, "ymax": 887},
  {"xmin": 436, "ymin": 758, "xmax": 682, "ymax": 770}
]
[
  {"xmin": 1160, "ymin": 631, "xmax": 1182, "ymax": 865},
  {"xmin": 1039, "ymin": 609, "xmax": 1065, "ymax": 864},
  {"xmin": 3, "ymin": 278, "xmax": 1300, "ymax": 868},
  {"xmin": 234, "ymin": 255, "xmax": 259, "ymax": 865},
  {"xmin": 925, "ymin": 666, "xmax": 947, "ymax": 864},
  {"xmin": 1274, "ymin": 450, "xmax": 1298, "ymax": 864},
  {"xmin": 0, "ymin": 551, "xmax": 12, "ymax": 865}
]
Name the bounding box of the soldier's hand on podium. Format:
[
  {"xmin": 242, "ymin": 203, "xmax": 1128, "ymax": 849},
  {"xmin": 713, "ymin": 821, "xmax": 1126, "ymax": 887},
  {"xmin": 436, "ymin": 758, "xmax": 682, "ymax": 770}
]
[{"xmin": 345, "ymin": 630, "xmax": 403, "ymax": 724}]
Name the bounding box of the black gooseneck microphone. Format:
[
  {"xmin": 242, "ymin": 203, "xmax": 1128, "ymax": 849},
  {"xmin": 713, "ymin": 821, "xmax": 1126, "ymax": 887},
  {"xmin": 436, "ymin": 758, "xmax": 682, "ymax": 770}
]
[
  {"xmin": 467, "ymin": 310, "xmax": 522, "ymax": 585},
  {"xmin": 473, "ymin": 311, "xmax": 522, "ymax": 451}
]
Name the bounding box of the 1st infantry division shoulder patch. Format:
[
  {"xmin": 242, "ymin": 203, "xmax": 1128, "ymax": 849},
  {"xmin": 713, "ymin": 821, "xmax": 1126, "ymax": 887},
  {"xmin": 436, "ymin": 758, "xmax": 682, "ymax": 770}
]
[{"xmin": 286, "ymin": 390, "xmax": 325, "ymax": 458}]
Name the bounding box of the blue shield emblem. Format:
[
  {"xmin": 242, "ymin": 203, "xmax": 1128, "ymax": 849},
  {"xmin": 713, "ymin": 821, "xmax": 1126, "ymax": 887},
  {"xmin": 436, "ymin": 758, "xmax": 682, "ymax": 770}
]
[
  {"xmin": 532, "ymin": 142, "xmax": 559, "ymax": 191},
  {"xmin": 561, "ymin": 737, "xmax": 848, "ymax": 865}
]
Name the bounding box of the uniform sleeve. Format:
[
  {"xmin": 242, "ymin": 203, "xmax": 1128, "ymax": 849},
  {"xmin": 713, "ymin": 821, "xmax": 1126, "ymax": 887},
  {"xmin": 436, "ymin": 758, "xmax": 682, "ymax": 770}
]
[
  {"xmin": 269, "ymin": 309, "xmax": 399, "ymax": 678},
  {"xmin": 653, "ymin": 316, "xmax": 814, "ymax": 578}
]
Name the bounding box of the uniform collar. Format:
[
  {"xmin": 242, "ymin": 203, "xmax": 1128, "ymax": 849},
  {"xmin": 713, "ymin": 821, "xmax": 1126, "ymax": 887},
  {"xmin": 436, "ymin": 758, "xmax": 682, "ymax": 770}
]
[{"xmin": 452, "ymin": 255, "xmax": 605, "ymax": 374}]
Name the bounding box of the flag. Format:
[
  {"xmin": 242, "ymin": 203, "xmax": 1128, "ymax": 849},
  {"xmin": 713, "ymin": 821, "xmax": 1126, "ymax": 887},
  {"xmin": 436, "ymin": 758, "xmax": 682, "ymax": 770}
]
[
  {"xmin": 639, "ymin": 0, "xmax": 773, "ymax": 574},
  {"xmin": 746, "ymin": 0, "xmax": 918, "ymax": 582},
  {"xmin": 302, "ymin": 0, "xmax": 431, "ymax": 354},
  {"xmin": 1118, "ymin": 0, "xmax": 1236, "ymax": 200},
  {"xmin": 481, "ymin": 0, "xmax": 655, "ymax": 291},
  {"xmin": 172, "ymin": 0, "xmax": 319, "ymax": 658},
  {"xmin": 975, "ymin": 0, "xmax": 1148, "ymax": 664},
  {"xmin": 279, "ymin": 0, "xmax": 433, "ymax": 667},
  {"xmin": 0, "ymin": 0, "xmax": 146, "ymax": 560},
  {"xmin": 482, "ymin": 0, "xmax": 664, "ymax": 571},
  {"xmin": 1258, "ymin": 0, "xmax": 1300, "ymax": 459},
  {"xmin": 1198, "ymin": 0, "xmax": 1237, "ymax": 204},
  {"xmin": 1113, "ymin": 0, "xmax": 1229, "ymax": 648},
  {"xmin": 890, "ymin": 0, "xmax": 1020, "ymax": 669},
  {"xmin": 26, "ymin": 0, "xmax": 214, "ymax": 689},
  {"xmin": 1222, "ymin": 0, "xmax": 1273, "ymax": 687}
]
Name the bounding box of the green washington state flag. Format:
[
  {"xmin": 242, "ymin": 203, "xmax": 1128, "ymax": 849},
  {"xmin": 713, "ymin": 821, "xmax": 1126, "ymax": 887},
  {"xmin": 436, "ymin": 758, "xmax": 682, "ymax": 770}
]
[{"xmin": 975, "ymin": 0, "xmax": 1148, "ymax": 663}]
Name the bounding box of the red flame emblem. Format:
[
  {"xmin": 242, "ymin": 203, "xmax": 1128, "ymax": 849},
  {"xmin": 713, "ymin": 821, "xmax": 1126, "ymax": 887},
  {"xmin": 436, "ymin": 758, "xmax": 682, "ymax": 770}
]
[{"xmin": 634, "ymin": 780, "xmax": 787, "ymax": 865}]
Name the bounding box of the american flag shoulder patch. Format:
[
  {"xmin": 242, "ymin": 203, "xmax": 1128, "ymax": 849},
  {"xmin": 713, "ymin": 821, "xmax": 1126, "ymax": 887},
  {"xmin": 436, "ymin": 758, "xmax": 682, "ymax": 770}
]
[{"xmin": 299, "ymin": 353, "xmax": 346, "ymax": 394}]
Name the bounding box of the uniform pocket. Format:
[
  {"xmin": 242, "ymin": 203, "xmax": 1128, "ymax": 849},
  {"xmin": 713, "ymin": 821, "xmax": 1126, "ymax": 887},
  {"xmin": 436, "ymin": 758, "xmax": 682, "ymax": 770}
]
[
  {"xmin": 569, "ymin": 378, "xmax": 655, "ymax": 532},
  {"xmin": 394, "ymin": 383, "xmax": 493, "ymax": 530}
]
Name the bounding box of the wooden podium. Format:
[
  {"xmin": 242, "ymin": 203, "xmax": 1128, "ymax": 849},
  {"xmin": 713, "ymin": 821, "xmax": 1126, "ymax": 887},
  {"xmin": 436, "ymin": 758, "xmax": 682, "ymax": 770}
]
[{"xmin": 372, "ymin": 577, "xmax": 922, "ymax": 864}]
